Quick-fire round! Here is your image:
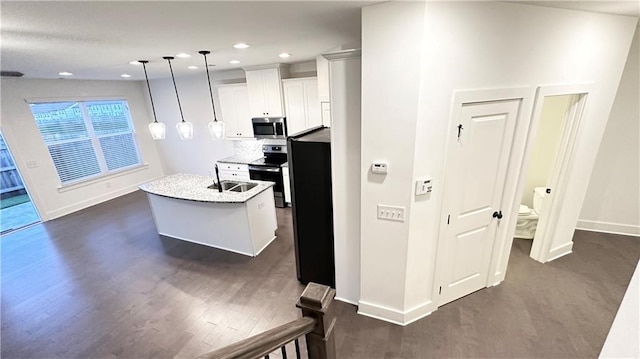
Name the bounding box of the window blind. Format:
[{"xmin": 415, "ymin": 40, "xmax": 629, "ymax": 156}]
[{"xmin": 30, "ymin": 100, "xmax": 142, "ymax": 185}]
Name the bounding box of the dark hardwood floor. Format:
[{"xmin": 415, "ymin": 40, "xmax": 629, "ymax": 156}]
[{"xmin": 2, "ymin": 190, "xmax": 639, "ymax": 358}]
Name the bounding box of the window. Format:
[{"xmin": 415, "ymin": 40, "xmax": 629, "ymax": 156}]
[{"xmin": 30, "ymin": 100, "xmax": 142, "ymax": 185}]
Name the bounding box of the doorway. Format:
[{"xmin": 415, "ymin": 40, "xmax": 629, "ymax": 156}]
[
  {"xmin": 523, "ymin": 85, "xmax": 590, "ymax": 263},
  {"xmin": 435, "ymin": 84, "xmax": 592, "ymax": 307},
  {"xmin": 435, "ymin": 87, "xmax": 535, "ymax": 306},
  {"xmin": 516, "ymin": 95, "xmax": 580, "ymax": 258},
  {"xmin": 0, "ymin": 132, "xmax": 40, "ymax": 234}
]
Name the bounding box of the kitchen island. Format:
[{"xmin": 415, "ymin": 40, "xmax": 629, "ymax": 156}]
[{"xmin": 139, "ymin": 173, "xmax": 277, "ymax": 257}]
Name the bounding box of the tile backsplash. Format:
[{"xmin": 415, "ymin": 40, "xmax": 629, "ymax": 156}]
[{"xmin": 233, "ymin": 140, "xmax": 264, "ymax": 157}]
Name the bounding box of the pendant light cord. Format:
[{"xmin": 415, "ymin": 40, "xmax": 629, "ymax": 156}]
[
  {"xmin": 140, "ymin": 61, "xmax": 159, "ymax": 123},
  {"xmin": 163, "ymin": 56, "xmax": 186, "ymax": 122},
  {"xmin": 199, "ymin": 50, "xmax": 218, "ymax": 122}
]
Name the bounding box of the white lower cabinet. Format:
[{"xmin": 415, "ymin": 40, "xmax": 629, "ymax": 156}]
[
  {"xmin": 217, "ymin": 84, "xmax": 254, "ymax": 139},
  {"xmin": 217, "ymin": 162, "xmax": 250, "ymax": 180},
  {"xmin": 283, "ymin": 77, "xmax": 321, "ymax": 136},
  {"xmin": 282, "ymin": 166, "xmax": 291, "ymax": 204}
]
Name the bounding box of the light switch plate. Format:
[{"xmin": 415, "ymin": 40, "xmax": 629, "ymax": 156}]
[
  {"xmin": 416, "ymin": 178, "xmax": 432, "ymax": 196},
  {"xmin": 377, "ymin": 204, "xmax": 405, "ymax": 222}
]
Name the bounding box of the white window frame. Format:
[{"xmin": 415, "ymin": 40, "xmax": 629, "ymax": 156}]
[{"xmin": 28, "ymin": 98, "xmax": 144, "ymax": 187}]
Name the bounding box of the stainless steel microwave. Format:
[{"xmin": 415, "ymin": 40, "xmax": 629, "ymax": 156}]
[{"xmin": 252, "ymin": 117, "xmax": 287, "ymax": 139}]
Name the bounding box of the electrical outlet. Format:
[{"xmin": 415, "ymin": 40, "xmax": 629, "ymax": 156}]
[{"xmin": 377, "ymin": 204, "xmax": 405, "ymax": 222}]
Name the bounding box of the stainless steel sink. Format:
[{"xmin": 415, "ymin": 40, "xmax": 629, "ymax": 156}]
[
  {"xmin": 207, "ymin": 180, "xmax": 241, "ymax": 191},
  {"xmin": 228, "ymin": 182, "xmax": 258, "ymax": 192},
  {"xmin": 207, "ymin": 181, "xmax": 257, "ymax": 193}
]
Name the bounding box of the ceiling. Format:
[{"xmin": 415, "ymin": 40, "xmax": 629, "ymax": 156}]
[
  {"xmin": 2, "ymin": 1, "xmax": 638, "ymax": 81},
  {"xmin": 516, "ymin": 1, "xmax": 640, "ymax": 17},
  {"xmin": 1, "ymin": 1, "xmax": 370, "ymax": 80}
]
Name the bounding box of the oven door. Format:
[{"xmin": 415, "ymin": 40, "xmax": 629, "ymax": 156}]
[{"xmin": 248, "ymin": 165, "xmax": 285, "ymax": 207}]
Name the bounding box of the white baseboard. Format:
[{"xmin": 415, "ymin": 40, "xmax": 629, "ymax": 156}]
[
  {"xmin": 335, "ymin": 296, "xmax": 359, "ymax": 306},
  {"xmin": 358, "ymin": 300, "xmax": 433, "ymax": 326},
  {"xmin": 46, "ymin": 184, "xmax": 142, "ymax": 220},
  {"xmin": 576, "ymin": 220, "xmax": 640, "ymax": 237},
  {"xmin": 546, "ymin": 242, "xmax": 573, "ymax": 262}
]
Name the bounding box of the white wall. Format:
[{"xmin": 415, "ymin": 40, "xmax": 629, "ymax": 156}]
[
  {"xmin": 148, "ymin": 71, "xmax": 237, "ymax": 175},
  {"xmin": 522, "ymin": 95, "xmax": 572, "ymax": 207},
  {"xmin": 358, "ymin": 1, "xmax": 637, "ymax": 325},
  {"xmin": 579, "ymin": 25, "xmax": 640, "ymax": 236},
  {"xmin": 326, "ymin": 50, "xmax": 361, "ymax": 305},
  {"xmin": 359, "ymin": 1, "xmax": 426, "ymax": 323},
  {"xmin": 150, "ymin": 64, "xmax": 317, "ymax": 175},
  {"xmin": 0, "ymin": 78, "xmax": 165, "ymax": 220}
]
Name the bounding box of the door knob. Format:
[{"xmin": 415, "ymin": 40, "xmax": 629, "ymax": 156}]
[{"xmin": 492, "ymin": 210, "xmax": 503, "ymax": 219}]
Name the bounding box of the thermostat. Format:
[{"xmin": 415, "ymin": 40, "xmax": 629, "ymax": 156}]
[{"xmin": 371, "ymin": 162, "xmax": 388, "ymax": 174}]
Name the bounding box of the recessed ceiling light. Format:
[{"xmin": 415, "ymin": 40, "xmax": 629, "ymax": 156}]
[
  {"xmin": 188, "ymin": 65, "xmax": 198, "ymax": 70},
  {"xmin": 229, "ymin": 60, "xmax": 240, "ymax": 64},
  {"xmin": 121, "ymin": 74, "xmax": 132, "ymax": 78},
  {"xmin": 58, "ymin": 71, "xmax": 73, "ymax": 76},
  {"xmin": 129, "ymin": 61, "xmax": 142, "ymax": 65},
  {"xmin": 233, "ymin": 43, "xmax": 250, "ymax": 49},
  {"xmin": 278, "ymin": 53, "xmax": 292, "ymax": 58},
  {"xmin": 176, "ymin": 53, "xmax": 191, "ymax": 58}
]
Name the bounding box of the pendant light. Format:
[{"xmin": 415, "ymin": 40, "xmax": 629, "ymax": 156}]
[
  {"xmin": 140, "ymin": 60, "xmax": 165, "ymax": 139},
  {"xmin": 199, "ymin": 50, "xmax": 225, "ymax": 140},
  {"xmin": 163, "ymin": 56, "xmax": 193, "ymax": 140}
]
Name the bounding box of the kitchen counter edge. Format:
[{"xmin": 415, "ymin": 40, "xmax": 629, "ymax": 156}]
[{"xmin": 138, "ymin": 173, "xmax": 274, "ymax": 204}]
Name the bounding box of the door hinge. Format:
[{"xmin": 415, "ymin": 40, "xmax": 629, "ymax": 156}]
[
  {"xmin": 447, "ymin": 215, "xmax": 450, "ymax": 224},
  {"xmin": 439, "ymin": 286, "xmax": 442, "ymax": 295}
]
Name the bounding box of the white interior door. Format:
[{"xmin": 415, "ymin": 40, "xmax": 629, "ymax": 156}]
[{"xmin": 439, "ymin": 99, "xmax": 521, "ymax": 305}]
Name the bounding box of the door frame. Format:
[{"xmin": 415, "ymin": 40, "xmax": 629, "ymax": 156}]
[
  {"xmin": 0, "ymin": 129, "xmax": 42, "ymax": 230},
  {"xmin": 522, "ymin": 84, "xmax": 592, "ymax": 263},
  {"xmin": 433, "ymin": 87, "xmax": 535, "ymax": 306}
]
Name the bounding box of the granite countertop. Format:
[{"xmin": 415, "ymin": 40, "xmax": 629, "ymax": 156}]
[
  {"xmin": 138, "ymin": 173, "xmax": 274, "ymax": 203},
  {"xmin": 218, "ymin": 155, "xmax": 263, "ymax": 165}
]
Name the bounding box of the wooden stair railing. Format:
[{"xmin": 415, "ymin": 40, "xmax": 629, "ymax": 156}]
[{"xmin": 197, "ymin": 282, "xmax": 337, "ymax": 359}]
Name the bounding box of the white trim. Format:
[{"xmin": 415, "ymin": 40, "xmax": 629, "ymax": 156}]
[
  {"xmin": 57, "ymin": 164, "xmax": 149, "ymax": 192},
  {"xmin": 335, "ymin": 297, "xmax": 359, "ymax": 306},
  {"xmin": 576, "ymin": 220, "xmax": 640, "ymax": 237},
  {"xmin": 322, "ymin": 49, "xmax": 361, "ymax": 61},
  {"xmin": 253, "ymin": 235, "xmax": 278, "ymax": 256},
  {"xmin": 433, "ymin": 86, "xmax": 535, "ymax": 307},
  {"xmin": 281, "ymin": 77, "xmax": 317, "ymax": 83},
  {"xmin": 358, "ymin": 300, "xmax": 433, "ymax": 326},
  {"xmin": 546, "ymin": 242, "xmax": 573, "ymax": 262},
  {"xmin": 242, "ymin": 63, "xmax": 290, "ymax": 71},
  {"xmin": 25, "ymin": 95, "xmax": 127, "ymax": 104},
  {"xmin": 358, "ymin": 302, "xmax": 406, "ymax": 325},
  {"xmin": 402, "ymin": 302, "xmax": 433, "ymax": 326},
  {"xmin": 46, "ymin": 175, "xmax": 163, "ymax": 220},
  {"xmin": 526, "ymin": 84, "xmax": 593, "ymax": 263}
]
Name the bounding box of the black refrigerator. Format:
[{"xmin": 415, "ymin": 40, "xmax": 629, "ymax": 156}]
[{"xmin": 287, "ymin": 126, "xmax": 335, "ymax": 288}]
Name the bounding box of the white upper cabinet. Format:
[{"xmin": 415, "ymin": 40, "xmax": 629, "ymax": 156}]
[
  {"xmin": 216, "ymin": 84, "xmax": 254, "ymax": 139},
  {"xmin": 245, "ymin": 65, "xmax": 289, "ymax": 118},
  {"xmin": 283, "ymin": 77, "xmax": 321, "ymax": 136}
]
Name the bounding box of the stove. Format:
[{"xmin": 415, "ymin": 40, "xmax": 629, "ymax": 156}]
[{"xmin": 248, "ymin": 144, "xmax": 288, "ymax": 208}]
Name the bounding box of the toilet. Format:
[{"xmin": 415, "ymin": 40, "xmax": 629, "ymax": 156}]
[{"xmin": 515, "ymin": 187, "xmax": 547, "ymax": 239}]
